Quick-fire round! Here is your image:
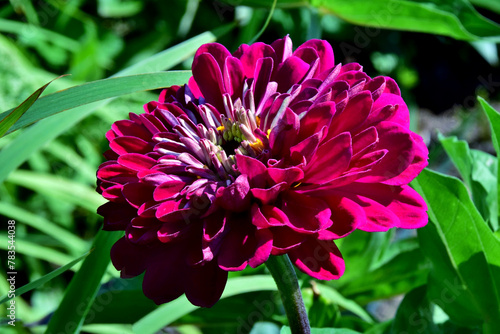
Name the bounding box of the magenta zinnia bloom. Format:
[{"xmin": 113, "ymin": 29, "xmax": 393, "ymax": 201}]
[{"xmin": 97, "ymin": 36, "xmax": 428, "ymax": 307}]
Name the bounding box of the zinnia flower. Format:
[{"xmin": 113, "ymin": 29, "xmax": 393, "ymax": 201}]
[{"xmin": 96, "ymin": 36, "xmax": 428, "ymax": 307}]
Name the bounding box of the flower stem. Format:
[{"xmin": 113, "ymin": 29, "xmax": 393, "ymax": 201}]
[{"xmin": 265, "ymin": 254, "xmax": 311, "ymax": 334}]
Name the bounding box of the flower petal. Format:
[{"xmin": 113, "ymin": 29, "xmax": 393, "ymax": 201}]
[{"xmin": 289, "ymin": 238, "xmax": 344, "ymax": 280}]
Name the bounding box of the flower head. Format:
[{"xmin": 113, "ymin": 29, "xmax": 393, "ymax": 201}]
[{"xmin": 97, "ymin": 36, "xmax": 428, "ymax": 307}]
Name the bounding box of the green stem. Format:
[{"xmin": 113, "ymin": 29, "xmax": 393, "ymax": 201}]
[{"xmin": 266, "ymin": 255, "xmax": 311, "ymax": 334}]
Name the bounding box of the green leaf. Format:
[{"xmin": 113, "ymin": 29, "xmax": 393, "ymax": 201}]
[
  {"xmin": 0, "ymin": 202, "xmax": 88, "ymax": 253},
  {"xmin": 0, "ymin": 76, "xmax": 58, "ymax": 137},
  {"xmin": 0, "ymin": 18, "xmax": 79, "ymax": 50},
  {"xmin": 470, "ymin": 0, "xmax": 500, "ymax": 14},
  {"xmin": 0, "ymin": 251, "xmax": 89, "ymax": 305},
  {"xmin": 391, "ymin": 285, "xmax": 440, "ymax": 333},
  {"xmin": 80, "ymin": 324, "xmax": 134, "ymax": 334},
  {"xmin": 215, "ymin": 0, "xmax": 308, "ymax": 8},
  {"xmin": 250, "ymin": 322, "xmax": 282, "ymax": 334},
  {"xmin": 310, "ymin": 0, "xmax": 500, "ymax": 42},
  {"xmin": 133, "ymin": 275, "xmax": 278, "ymax": 334},
  {"xmin": 0, "ymin": 71, "xmax": 191, "ymax": 135},
  {"xmin": 313, "ymin": 284, "xmax": 373, "ymax": 324},
  {"xmin": 97, "ymin": 0, "xmax": 143, "ymax": 18},
  {"xmin": 470, "ymin": 149, "xmax": 498, "ymax": 231},
  {"xmin": 412, "ymin": 168, "xmax": 500, "ymax": 332},
  {"xmin": 0, "ymin": 233, "xmax": 74, "ymax": 266},
  {"xmin": 439, "ymin": 134, "xmax": 473, "ymax": 188},
  {"xmin": 339, "ymin": 248, "xmax": 430, "ymax": 304},
  {"xmin": 45, "ymin": 230, "xmax": 122, "ymax": 334},
  {"xmin": 7, "ymin": 0, "xmax": 39, "ymax": 25},
  {"xmin": 479, "ymin": 97, "xmax": 500, "ymax": 231},
  {"xmin": 439, "ymin": 133, "xmax": 498, "ymax": 230},
  {"xmin": 281, "ymin": 327, "xmax": 361, "ymax": 334},
  {"xmin": 85, "ymin": 276, "xmax": 157, "ymax": 324}
]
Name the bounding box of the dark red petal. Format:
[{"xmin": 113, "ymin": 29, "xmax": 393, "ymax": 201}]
[
  {"xmin": 117, "ymin": 153, "xmax": 157, "ymax": 171},
  {"xmin": 298, "ymin": 101, "xmax": 336, "ymax": 141},
  {"xmin": 110, "ymin": 136, "xmax": 152, "ymax": 155},
  {"xmin": 371, "ymin": 92, "xmax": 410, "ymax": 127},
  {"xmin": 217, "ymin": 216, "xmax": 256, "ymax": 271},
  {"xmin": 295, "ymin": 39, "xmax": 335, "ymax": 75},
  {"xmin": 381, "ymin": 132, "xmax": 428, "ymax": 186},
  {"xmin": 122, "ymin": 182, "xmax": 154, "ymax": 208},
  {"xmin": 274, "ymin": 56, "xmax": 310, "ymax": 92},
  {"xmin": 289, "ymin": 238, "xmax": 345, "ymax": 280},
  {"xmin": 98, "ymin": 202, "xmax": 136, "ymax": 231},
  {"xmin": 238, "ymin": 42, "xmax": 276, "ymax": 78},
  {"xmin": 270, "ymin": 35, "xmax": 293, "ymax": 63},
  {"xmin": 224, "ymin": 56, "xmax": 245, "ymax": 99},
  {"xmin": 153, "ymin": 178, "xmax": 187, "ymax": 201},
  {"xmin": 248, "ymin": 228, "xmax": 274, "ymax": 268},
  {"xmin": 281, "ymin": 191, "xmax": 333, "ymax": 233},
  {"xmin": 216, "ymin": 175, "xmax": 251, "ymax": 212},
  {"xmin": 321, "ymin": 196, "xmax": 365, "ymax": 239},
  {"xmin": 194, "ymin": 43, "xmax": 232, "ymax": 70},
  {"xmin": 110, "ymin": 237, "xmax": 149, "ymax": 278},
  {"xmin": 269, "ymin": 108, "xmax": 299, "ymax": 157},
  {"xmin": 251, "ymin": 182, "xmax": 288, "ymax": 205},
  {"xmin": 356, "ymin": 121, "xmax": 415, "ymax": 184},
  {"xmin": 269, "ymin": 226, "xmax": 306, "ymax": 255},
  {"xmin": 142, "ymin": 247, "xmax": 185, "ymax": 304},
  {"xmin": 236, "ymin": 155, "xmax": 268, "ymax": 188},
  {"xmin": 192, "ymin": 53, "xmax": 226, "ymax": 112},
  {"xmin": 184, "ymin": 262, "xmax": 228, "ymax": 307},
  {"xmin": 112, "ymin": 120, "xmax": 152, "ymax": 141},
  {"xmin": 328, "ymin": 91, "xmax": 373, "ymax": 138},
  {"xmin": 303, "ymin": 132, "xmax": 352, "ymax": 184},
  {"xmin": 267, "ymin": 167, "xmax": 304, "ymax": 186}
]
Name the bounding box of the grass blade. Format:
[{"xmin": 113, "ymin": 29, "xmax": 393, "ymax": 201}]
[
  {"xmin": 0, "ymin": 233, "xmax": 74, "ymax": 266},
  {"xmin": 45, "ymin": 230, "xmax": 122, "ymax": 334},
  {"xmin": 0, "ymin": 251, "xmax": 89, "ymax": 305},
  {"xmin": 0, "ymin": 76, "xmax": 62, "ymax": 137},
  {"xmin": 0, "ymin": 71, "xmax": 191, "ymax": 135},
  {"xmin": 0, "ymin": 202, "xmax": 88, "ymax": 253},
  {"xmin": 6, "ymin": 170, "xmax": 105, "ymax": 212}
]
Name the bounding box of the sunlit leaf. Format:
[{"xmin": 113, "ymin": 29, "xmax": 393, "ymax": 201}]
[
  {"xmin": 412, "ymin": 168, "xmax": 500, "ymax": 332},
  {"xmin": 0, "ymin": 252, "xmax": 89, "ymax": 305},
  {"xmin": 310, "ymin": 0, "xmax": 500, "ymax": 42},
  {"xmin": 0, "ymin": 76, "xmax": 62, "ymax": 137},
  {"xmin": 0, "ymin": 71, "xmax": 191, "ymax": 135},
  {"xmin": 45, "ymin": 230, "xmax": 122, "ymax": 334},
  {"xmin": 391, "ymin": 285, "xmax": 439, "ymax": 333}
]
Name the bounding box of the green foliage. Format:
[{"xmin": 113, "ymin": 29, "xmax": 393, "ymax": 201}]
[
  {"xmin": 311, "ymin": 0, "xmax": 500, "ymax": 42},
  {"xmin": 413, "ymin": 169, "xmax": 500, "ymax": 332}
]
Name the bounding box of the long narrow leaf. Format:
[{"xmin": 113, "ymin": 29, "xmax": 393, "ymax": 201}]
[
  {"xmin": 412, "ymin": 169, "xmax": 500, "ymax": 332},
  {"xmin": 6, "ymin": 170, "xmax": 105, "ymax": 212},
  {"xmin": 0, "ymin": 251, "xmax": 89, "ymax": 305},
  {"xmin": 0, "ymin": 233, "xmax": 74, "ymax": 266},
  {"xmin": 0, "ymin": 76, "xmax": 61, "ymax": 137},
  {"xmin": 0, "ymin": 71, "xmax": 191, "ymax": 135},
  {"xmin": 310, "ymin": 0, "xmax": 500, "ymax": 42},
  {"xmin": 45, "ymin": 230, "xmax": 122, "ymax": 334},
  {"xmin": 0, "ymin": 202, "xmax": 88, "ymax": 253}
]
